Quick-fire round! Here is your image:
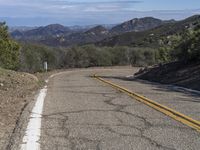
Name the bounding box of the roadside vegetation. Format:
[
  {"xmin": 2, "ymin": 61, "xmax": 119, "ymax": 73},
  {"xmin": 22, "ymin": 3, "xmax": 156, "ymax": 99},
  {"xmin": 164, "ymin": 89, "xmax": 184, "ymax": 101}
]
[
  {"xmin": 19, "ymin": 44, "xmax": 158, "ymax": 72},
  {"xmin": 155, "ymin": 22, "xmax": 200, "ymax": 63},
  {"xmin": 1, "ymin": 18, "xmax": 200, "ymax": 73},
  {"xmin": 135, "ymin": 23, "xmax": 200, "ymax": 90},
  {"xmin": 0, "ymin": 21, "xmax": 159, "ymax": 72}
]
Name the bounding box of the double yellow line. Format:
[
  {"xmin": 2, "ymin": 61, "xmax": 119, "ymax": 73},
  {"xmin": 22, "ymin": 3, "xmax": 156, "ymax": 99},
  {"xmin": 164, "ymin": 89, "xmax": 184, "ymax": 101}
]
[{"xmin": 93, "ymin": 74, "xmax": 200, "ymax": 132}]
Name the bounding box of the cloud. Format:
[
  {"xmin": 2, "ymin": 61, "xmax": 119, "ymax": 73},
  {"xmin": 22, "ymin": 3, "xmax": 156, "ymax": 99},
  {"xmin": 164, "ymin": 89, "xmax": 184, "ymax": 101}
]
[
  {"xmin": 0, "ymin": 0, "xmax": 144, "ymax": 18},
  {"xmin": 0, "ymin": 0, "xmax": 142, "ymax": 6},
  {"xmin": 2, "ymin": 9, "xmax": 200, "ymax": 26},
  {"xmin": 0, "ymin": 0, "xmax": 199, "ymax": 26},
  {"xmin": 0, "ymin": 0, "xmax": 143, "ymax": 18}
]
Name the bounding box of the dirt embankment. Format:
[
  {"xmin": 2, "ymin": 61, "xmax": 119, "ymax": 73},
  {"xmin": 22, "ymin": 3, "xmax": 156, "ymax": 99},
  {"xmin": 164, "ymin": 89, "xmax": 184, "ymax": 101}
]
[
  {"xmin": 135, "ymin": 61, "xmax": 200, "ymax": 91},
  {"xmin": 0, "ymin": 67, "xmax": 67, "ymax": 149},
  {"xmin": 0, "ymin": 68, "xmax": 39, "ymax": 149}
]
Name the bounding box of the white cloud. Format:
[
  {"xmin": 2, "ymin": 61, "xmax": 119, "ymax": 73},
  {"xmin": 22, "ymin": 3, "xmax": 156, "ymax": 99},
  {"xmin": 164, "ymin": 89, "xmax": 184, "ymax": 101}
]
[
  {"xmin": 0, "ymin": 0, "xmax": 199, "ymax": 26},
  {"xmin": 0, "ymin": 0, "xmax": 142, "ymax": 17}
]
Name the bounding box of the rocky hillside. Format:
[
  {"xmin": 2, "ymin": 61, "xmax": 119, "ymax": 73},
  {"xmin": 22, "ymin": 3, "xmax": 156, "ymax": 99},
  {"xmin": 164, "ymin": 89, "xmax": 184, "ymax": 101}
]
[
  {"xmin": 135, "ymin": 15, "xmax": 200, "ymax": 91},
  {"xmin": 110, "ymin": 17, "xmax": 164, "ymax": 35},
  {"xmin": 97, "ymin": 15, "xmax": 200, "ymax": 47},
  {"xmin": 39, "ymin": 25, "xmax": 110, "ymax": 46},
  {"xmin": 135, "ymin": 62, "xmax": 200, "ymax": 91},
  {"xmin": 68, "ymin": 25, "xmax": 109, "ymax": 44}
]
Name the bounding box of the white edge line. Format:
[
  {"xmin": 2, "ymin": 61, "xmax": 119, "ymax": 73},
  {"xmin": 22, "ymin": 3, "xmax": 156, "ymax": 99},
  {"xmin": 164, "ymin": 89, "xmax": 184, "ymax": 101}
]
[
  {"xmin": 20, "ymin": 85, "xmax": 47, "ymax": 150},
  {"xmin": 20, "ymin": 71, "xmax": 67, "ymax": 150}
]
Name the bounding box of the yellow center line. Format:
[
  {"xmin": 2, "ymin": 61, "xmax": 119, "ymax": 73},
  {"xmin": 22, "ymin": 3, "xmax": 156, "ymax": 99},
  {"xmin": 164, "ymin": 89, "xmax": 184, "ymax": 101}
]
[{"xmin": 93, "ymin": 74, "xmax": 200, "ymax": 132}]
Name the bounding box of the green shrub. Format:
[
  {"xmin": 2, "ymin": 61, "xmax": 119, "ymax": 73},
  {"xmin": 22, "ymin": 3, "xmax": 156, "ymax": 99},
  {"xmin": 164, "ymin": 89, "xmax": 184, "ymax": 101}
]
[
  {"xmin": 129, "ymin": 47, "xmax": 157, "ymax": 66},
  {"xmin": 19, "ymin": 43, "xmax": 64, "ymax": 72}
]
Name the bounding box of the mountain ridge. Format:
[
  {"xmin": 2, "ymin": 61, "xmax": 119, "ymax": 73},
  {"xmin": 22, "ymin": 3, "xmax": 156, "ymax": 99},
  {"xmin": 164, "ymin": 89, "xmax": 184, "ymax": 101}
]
[
  {"xmin": 97, "ymin": 15, "xmax": 200, "ymax": 47},
  {"xmin": 11, "ymin": 17, "xmax": 169, "ymax": 47}
]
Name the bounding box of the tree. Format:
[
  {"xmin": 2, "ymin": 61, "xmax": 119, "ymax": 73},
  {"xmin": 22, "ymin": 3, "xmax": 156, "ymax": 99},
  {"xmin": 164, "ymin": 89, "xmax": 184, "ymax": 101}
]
[{"xmin": 0, "ymin": 22, "xmax": 20, "ymax": 70}]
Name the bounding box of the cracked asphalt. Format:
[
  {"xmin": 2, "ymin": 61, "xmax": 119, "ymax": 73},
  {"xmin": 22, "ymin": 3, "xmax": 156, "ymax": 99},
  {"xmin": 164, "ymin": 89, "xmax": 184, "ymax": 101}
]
[{"xmin": 39, "ymin": 68, "xmax": 199, "ymax": 150}]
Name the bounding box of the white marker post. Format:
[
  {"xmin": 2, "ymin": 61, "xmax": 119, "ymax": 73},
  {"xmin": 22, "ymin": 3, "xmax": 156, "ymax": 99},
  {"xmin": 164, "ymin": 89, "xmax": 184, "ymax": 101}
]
[{"xmin": 44, "ymin": 61, "xmax": 48, "ymax": 72}]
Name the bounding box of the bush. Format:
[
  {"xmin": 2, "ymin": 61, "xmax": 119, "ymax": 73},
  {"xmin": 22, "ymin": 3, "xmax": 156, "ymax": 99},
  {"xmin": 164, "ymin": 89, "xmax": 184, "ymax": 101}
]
[
  {"xmin": 171, "ymin": 27, "xmax": 200, "ymax": 62},
  {"xmin": 19, "ymin": 43, "xmax": 65, "ymax": 72},
  {"xmin": 64, "ymin": 45, "xmax": 129, "ymax": 68},
  {"xmin": 129, "ymin": 47, "xmax": 157, "ymax": 66}
]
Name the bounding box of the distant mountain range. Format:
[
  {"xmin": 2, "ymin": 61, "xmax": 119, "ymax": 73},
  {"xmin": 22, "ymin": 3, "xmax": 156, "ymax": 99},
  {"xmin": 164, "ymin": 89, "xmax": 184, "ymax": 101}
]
[
  {"xmin": 11, "ymin": 15, "xmax": 200, "ymax": 48},
  {"xmin": 11, "ymin": 17, "xmax": 173, "ymax": 47},
  {"xmin": 9, "ymin": 26, "xmax": 37, "ymax": 33}
]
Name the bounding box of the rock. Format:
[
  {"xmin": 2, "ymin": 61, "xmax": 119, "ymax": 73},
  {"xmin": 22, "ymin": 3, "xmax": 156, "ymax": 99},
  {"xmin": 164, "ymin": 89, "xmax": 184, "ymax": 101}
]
[{"xmin": 0, "ymin": 83, "xmax": 4, "ymax": 87}]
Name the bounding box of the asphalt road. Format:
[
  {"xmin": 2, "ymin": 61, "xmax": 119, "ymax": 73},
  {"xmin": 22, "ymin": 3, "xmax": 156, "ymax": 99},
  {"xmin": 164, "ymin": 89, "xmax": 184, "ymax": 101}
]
[{"xmin": 14, "ymin": 68, "xmax": 200, "ymax": 150}]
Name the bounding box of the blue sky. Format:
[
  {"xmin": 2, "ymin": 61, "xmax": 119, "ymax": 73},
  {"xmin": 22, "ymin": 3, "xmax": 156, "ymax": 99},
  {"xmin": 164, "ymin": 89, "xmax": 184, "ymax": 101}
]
[{"xmin": 0, "ymin": 0, "xmax": 200, "ymax": 26}]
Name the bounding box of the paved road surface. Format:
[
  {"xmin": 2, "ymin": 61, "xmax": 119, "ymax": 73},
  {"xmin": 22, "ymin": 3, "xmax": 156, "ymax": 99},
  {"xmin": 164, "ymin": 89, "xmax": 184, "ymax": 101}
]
[{"xmin": 12, "ymin": 68, "xmax": 200, "ymax": 150}]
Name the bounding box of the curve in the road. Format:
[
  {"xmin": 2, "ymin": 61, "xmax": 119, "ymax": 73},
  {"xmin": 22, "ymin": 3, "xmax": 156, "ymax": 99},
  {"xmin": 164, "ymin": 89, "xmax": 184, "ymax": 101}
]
[{"xmin": 93, "ymin": 74, "xmax": 200, "ymax": 132}]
